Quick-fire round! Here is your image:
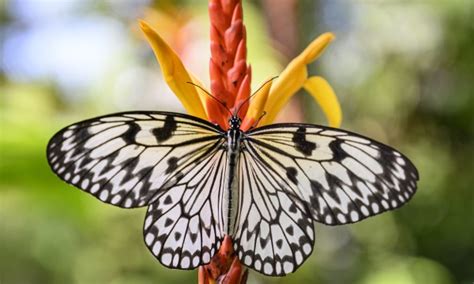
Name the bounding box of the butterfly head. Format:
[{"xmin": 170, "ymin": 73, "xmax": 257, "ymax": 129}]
[{"xmin": 229, "ymin": 116, "xmax": 242, "ymax": 130}]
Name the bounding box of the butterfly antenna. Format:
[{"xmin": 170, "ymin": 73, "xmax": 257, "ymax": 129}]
[
  {"xmin": 249, "ymin": 111, "xmax": 267, "ymax": 130},
  {"xmin": 186, "ymin": 82, "xmax": 233, "ymax": 117},
  {"xmin": 234, "ymin": 76, "xmax": 278, "ymax": 116}
]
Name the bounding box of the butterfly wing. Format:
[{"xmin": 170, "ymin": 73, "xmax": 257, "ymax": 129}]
[
  {"xmin": 232, "ymin": 149, "xmax": 315, "ymax": 276},
  {"xmin": 232, "ymin": 123, "xmax": 418, "ymax": 275},
  {"xmin": 47, "ymin": 111, "xmax": 224, "ymax": 208},
  {"xmin": 47, "ymin": 111, "xmax": 228, "ymax": 269},
  {"xmin": 143, "ymin": 139, "xmax": 228, "ymax": 269}
]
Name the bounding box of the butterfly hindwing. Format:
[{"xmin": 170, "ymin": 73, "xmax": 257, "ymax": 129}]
[
  {"xmin": 143, "ymin": 142, "xmax": 228, "ymax": 269},
  {"xmin": 245, "ymin": 124, "xmax": 419, "ymax": 226},
  {"xmin": 232, "ymin": 149, "xmax": 315, "ymax": 276}
]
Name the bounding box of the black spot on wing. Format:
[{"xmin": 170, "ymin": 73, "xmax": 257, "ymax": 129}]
[
  {"xmin": 328, "ymin": 139, "xmax": 347, "ymax": 160},
  {"xmin": 289, "ymin": 203, "xmax": 297, "ymax": 213},
  {"xmin": 123, "ymin": 122, "xmax": 141, "ymax": 144},
  {"xmin": 292, "ymin": 127, "xmax": 316, "ymax": 156},
  {"xmin": 190, "ymin": 232, "xmax": 198, "ymax": 243},
  {"xmin": 164, "ymin": 218, "xmax": 173, "ymax": 227},
  {"xmin": 163, "ymin": 195, "xmax": 172, "ymax": 205},
  {"xmin": 286, "ymin": 167, "xmax": 298, "ymax": 185},
  {"xmin": 166, "ymin": 157, "xmax": 178, "ymax": 174},
  {"xmin": 152, "ymin": 115, "xmax": 177, "ymax": 142},
  {"xmin": 259, "ymin": 236, "xmax": 270, "ymax": 249}
]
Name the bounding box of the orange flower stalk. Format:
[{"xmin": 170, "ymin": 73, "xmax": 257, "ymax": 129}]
[
  {"xmin": 139, "ymin": 1, "xmax": 341, "ymax": 283},
  {"xmin": 208, "ymin": 0, "xmax": 251, "ymax": 129},
  {"xmin": 202, "ymin": 2, "xmax": 250, "ymax": 282},
  {"xmin": 198, "ymin": 236, "xmax": 247, "ymax": 284}
]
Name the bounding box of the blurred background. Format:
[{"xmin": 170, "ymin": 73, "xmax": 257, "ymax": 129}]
[{"xmin": 1, "ymin": 0, "xmax": 473, "ymax": 283}]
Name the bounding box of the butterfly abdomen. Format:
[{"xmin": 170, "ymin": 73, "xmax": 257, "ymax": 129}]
[{"xmin": 224, "ymin": 127, "xmax": 243, "ymax": 235}]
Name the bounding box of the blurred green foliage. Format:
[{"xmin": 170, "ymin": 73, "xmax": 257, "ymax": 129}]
[{"xmin": 1, "ymin": 1, "xmax": 473, "ymax": 283}]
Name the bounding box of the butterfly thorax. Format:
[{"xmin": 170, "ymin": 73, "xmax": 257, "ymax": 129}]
[
  {"xmin": 227, "ymin": 116, "xmax": 242, "ymax": 152},
  {"xmin": 224, "ymin": 116, "xmax": 243, "ymax": 235}
]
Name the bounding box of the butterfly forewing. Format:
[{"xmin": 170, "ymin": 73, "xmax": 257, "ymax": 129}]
[
  {"xmin": 245, "ymin": 124, "xmax": 419, "ymax": 226},
  {"xmin": 47, "ymin": 111, "xmax": 224, "ymax": 208}
]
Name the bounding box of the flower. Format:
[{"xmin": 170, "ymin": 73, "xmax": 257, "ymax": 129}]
[
  {"xmin": 139, "ymin": 22, "xmax": 341, "ymax": 131},
  {"xmin": 139, "ymin": 1, "xmax": 341, "ymax": 283}
]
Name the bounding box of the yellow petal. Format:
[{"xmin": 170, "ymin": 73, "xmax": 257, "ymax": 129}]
[
  {"xmin": 303, "ymin": 76, "xmax": 342, "ymax": 127},
  {"xmin": 240, "ymin": 78, "xmax": 272, "ymax": 131},
  {"xmin": 139, "ymin": 20, "xmax": 207, "ymax": 119},
  {"xmin": 260, "ymin": 32, "xmax": 335, "ymax": 125},
  {"xmin": 300, "ymin": 32, "xmax": 335, "ymax": 63}
]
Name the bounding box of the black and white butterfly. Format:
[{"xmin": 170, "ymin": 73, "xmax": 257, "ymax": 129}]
[{"xmin": 46, "ymin": 110, "xmax": 418, "ymax": 276}]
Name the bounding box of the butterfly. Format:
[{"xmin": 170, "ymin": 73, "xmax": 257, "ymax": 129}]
[{"xmin": 46, "ymin": 110, "xmax": 418, "ymax": 276}]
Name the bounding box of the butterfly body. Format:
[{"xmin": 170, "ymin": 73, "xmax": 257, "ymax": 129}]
[
  {"xmin": 47, "ymin": 111, "xmax": 418, "ymax": 276},
  {"xmin": 224, "ymin": 116, "xmax": 243, "ymax": 235}
]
